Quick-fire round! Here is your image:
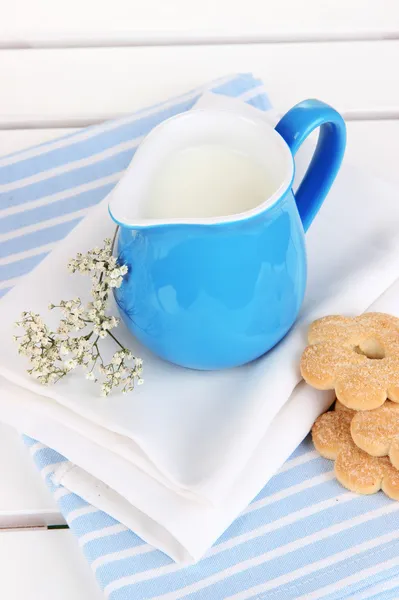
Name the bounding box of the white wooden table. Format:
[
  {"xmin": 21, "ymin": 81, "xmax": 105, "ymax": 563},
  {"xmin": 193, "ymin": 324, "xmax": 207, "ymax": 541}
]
[{"xmin": 1, "ymin": 3, "xmax": 399, "ymax": 598}]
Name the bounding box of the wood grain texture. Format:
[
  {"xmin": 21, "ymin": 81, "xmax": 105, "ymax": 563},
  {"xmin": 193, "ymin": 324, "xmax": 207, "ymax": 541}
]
[
  {"xmin": 1, "ymin": 0, "xmax": 399, "ymax": 47},
  {"xmin": 0, "ymin": 42, "xmax": 399, "ymax": 127},
  {"xmin": 0, "ymin": 423, "xmax": 63, "ymax": 527},
  {"xmin": 0, "ymin": 529, "xmax": 103, "ymax": 600}
]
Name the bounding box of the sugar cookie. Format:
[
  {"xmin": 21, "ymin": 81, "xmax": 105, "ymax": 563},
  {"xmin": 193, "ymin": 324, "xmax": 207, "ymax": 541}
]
[
  {"xmin": 301, "ymin": 313, "xmax": 399, "ymax": 410},
  {"xmin": 351, "ymin": 401, "xmax": 399, "ymax": 470},
  {"xmin": 312, "ymin": 407, "xmax": 399, "ymax": 499}
]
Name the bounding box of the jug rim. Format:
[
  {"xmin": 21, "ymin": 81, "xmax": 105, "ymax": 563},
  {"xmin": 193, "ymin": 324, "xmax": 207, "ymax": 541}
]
[{"xmin": 108, "ymin": 108, "xmax": 295, "ymax": 228}]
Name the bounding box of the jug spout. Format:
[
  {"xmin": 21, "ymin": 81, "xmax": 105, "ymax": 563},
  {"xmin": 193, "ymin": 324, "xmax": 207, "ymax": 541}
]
[
  {"xmin": 108, "ymin": 108, "xmax": 294, "ymax": 229},
  {"xmin": 110, "ymin": 99, "xmax": 345, "ymax": 370}
]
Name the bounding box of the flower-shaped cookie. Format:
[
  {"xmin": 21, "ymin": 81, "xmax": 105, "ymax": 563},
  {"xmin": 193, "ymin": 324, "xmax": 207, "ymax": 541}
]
[
  {"xmin": 312, "ymin": 405, "xmax": 399, "ymax": 499},
  {"xmin": 351, "ymin": 400, "xmax": 399, "ymax": 470},
  {"xmin": 301, "ymin": 313, "xmax": 399, "ymax": 410}
]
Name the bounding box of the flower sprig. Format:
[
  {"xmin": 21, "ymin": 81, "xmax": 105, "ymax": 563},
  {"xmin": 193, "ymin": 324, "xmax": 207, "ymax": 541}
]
[{"xmin": 14, "ymin": 235, "xmax": 143, "ymax": 396}]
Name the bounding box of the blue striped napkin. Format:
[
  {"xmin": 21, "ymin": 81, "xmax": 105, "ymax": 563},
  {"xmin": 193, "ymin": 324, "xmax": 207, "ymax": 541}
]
[{"xmin": 2, "ymin": 74, "xmax": 399, "ymax": 600}]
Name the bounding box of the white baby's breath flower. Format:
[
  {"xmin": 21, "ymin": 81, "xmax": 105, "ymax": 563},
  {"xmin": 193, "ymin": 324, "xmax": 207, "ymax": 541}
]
[
  {"xmin": 64, "ymin": 359, "xmax": 77, "ymax": 371},
  {"xmin": 14, "ymin": 235, "xmax": 141, "ymax": 397},
  {"xmin": 57, "ymin": 321, "xmax": 70, "ymax": 335},
  {"xmin": 111, "ymin": 352, "xmax": 122, "ymax": 365}
]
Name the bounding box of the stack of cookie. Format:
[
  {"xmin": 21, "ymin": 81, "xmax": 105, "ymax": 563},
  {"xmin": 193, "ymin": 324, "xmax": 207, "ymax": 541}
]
[{"xmin": 300, "ymin": 313, "xmax": 399, "ymax": 500}]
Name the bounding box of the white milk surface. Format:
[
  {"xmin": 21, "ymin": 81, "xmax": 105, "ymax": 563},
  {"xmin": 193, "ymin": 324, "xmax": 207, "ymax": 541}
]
[{"xmin": 142, "ymin": 144, "xmax": 273, "ymax": 219}]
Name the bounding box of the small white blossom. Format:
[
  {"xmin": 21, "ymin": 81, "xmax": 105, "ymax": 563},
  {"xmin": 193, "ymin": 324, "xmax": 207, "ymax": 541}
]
[
  {"xmin": 57, "ymin": 321, "xmax": 70, "ymax": 335},
  {"xmin": 111, "ymin": 353, "xmax": 123, "ymax": 365},
  {"xmin": 64, "ymin": 359, "xmax": 77, "ymax": 371},
  {"xmin": 101, "ymin": 383, "xmax": 111, "ymax": 397},
  {"xmin": 14, "ymin": 235, "xmax": 142, "ymax": 397}
]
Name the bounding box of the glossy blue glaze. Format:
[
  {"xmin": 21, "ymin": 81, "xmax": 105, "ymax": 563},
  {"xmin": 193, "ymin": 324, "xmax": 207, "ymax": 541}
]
[
  {"xmin": 275, "ymin": 100, "xmax": 347, "ymax": 231},
  {"xmin": 112, "ymin": 99, "xmax": 346, "ymax": 369},
  {"xmin": 115, "ymin": 194, "xmax": 306, "ymax": 369}
]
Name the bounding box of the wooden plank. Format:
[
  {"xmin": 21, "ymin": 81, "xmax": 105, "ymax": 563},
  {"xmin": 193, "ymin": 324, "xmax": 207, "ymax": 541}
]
[
  {"xmin": 297, "ymin": 120, "xmax": 399, "ymax": 186},
  {"xmin": 0, "ymin": 42, "xmax": 399, "ymax": 127},
  {"xmin": 344, "ymin": 120, "xmax": 399, "ymax": 184},
  {"xmin": 1, "ymin": 0, "xmax": 399, "ymax": 47},
  {"xmin": 0, "ymin": 529, "xmax": 103, "ymax": 600},
  {"xmin": 0, "ymin": 423, "xmax": 63, "ymax": 527}
]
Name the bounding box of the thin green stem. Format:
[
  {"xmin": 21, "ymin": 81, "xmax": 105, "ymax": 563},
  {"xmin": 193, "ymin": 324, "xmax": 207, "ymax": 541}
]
[
  {"xmin": 107, "ymin": 330, "xmax": 125, "ymax": 350},
  {"xmin": 111, "ymin": 226, "xmax": 119, "ymax": 255},
  {"xmin": 92, "ymin": 337, "xmax": 104, "ymax": 366}
]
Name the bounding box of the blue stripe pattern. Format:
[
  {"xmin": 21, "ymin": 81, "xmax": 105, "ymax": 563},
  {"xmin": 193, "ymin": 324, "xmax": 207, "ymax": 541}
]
[{"xmin": 2, "ymin": 74, "xmax": 398, "ymax": 599}]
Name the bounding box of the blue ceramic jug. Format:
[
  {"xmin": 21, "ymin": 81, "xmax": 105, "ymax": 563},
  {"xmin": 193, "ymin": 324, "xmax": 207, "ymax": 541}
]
[{"xmin": 109, "ymin": 100, "xmax": 346, "ymax": 369}]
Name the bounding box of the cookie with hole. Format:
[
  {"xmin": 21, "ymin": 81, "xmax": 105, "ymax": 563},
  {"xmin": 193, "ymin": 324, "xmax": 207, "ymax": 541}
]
[{"xmin": 300, "ymin": 313, "xmax": 399, "ymax": 411}]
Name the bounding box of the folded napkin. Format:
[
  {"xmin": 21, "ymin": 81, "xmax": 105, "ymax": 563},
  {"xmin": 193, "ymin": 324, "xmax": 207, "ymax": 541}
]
[
  {"xmin": 2, "ymin": 75, "xmax": 399, "ymax": 599},
  {"xmin": 23, "ymin": 280, "xmax": 399, "ymax": 600}
]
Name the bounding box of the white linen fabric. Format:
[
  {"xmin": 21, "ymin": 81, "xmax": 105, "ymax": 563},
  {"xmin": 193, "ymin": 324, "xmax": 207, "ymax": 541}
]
[{"xmin": 1, "ymin": 93, "xmax": 399, "ymax": 563}]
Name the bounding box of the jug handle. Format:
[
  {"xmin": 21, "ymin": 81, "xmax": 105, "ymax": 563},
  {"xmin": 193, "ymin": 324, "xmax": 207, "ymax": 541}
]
[{"xmin": 275, "ymin": 99, "xmax": 346, "ymax": 232}]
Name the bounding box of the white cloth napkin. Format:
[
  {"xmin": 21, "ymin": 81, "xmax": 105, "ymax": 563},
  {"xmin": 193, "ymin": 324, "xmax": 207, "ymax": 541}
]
[{"xmin": 1, "ymin": 94, "xmax": 399, "ymax": 563}]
